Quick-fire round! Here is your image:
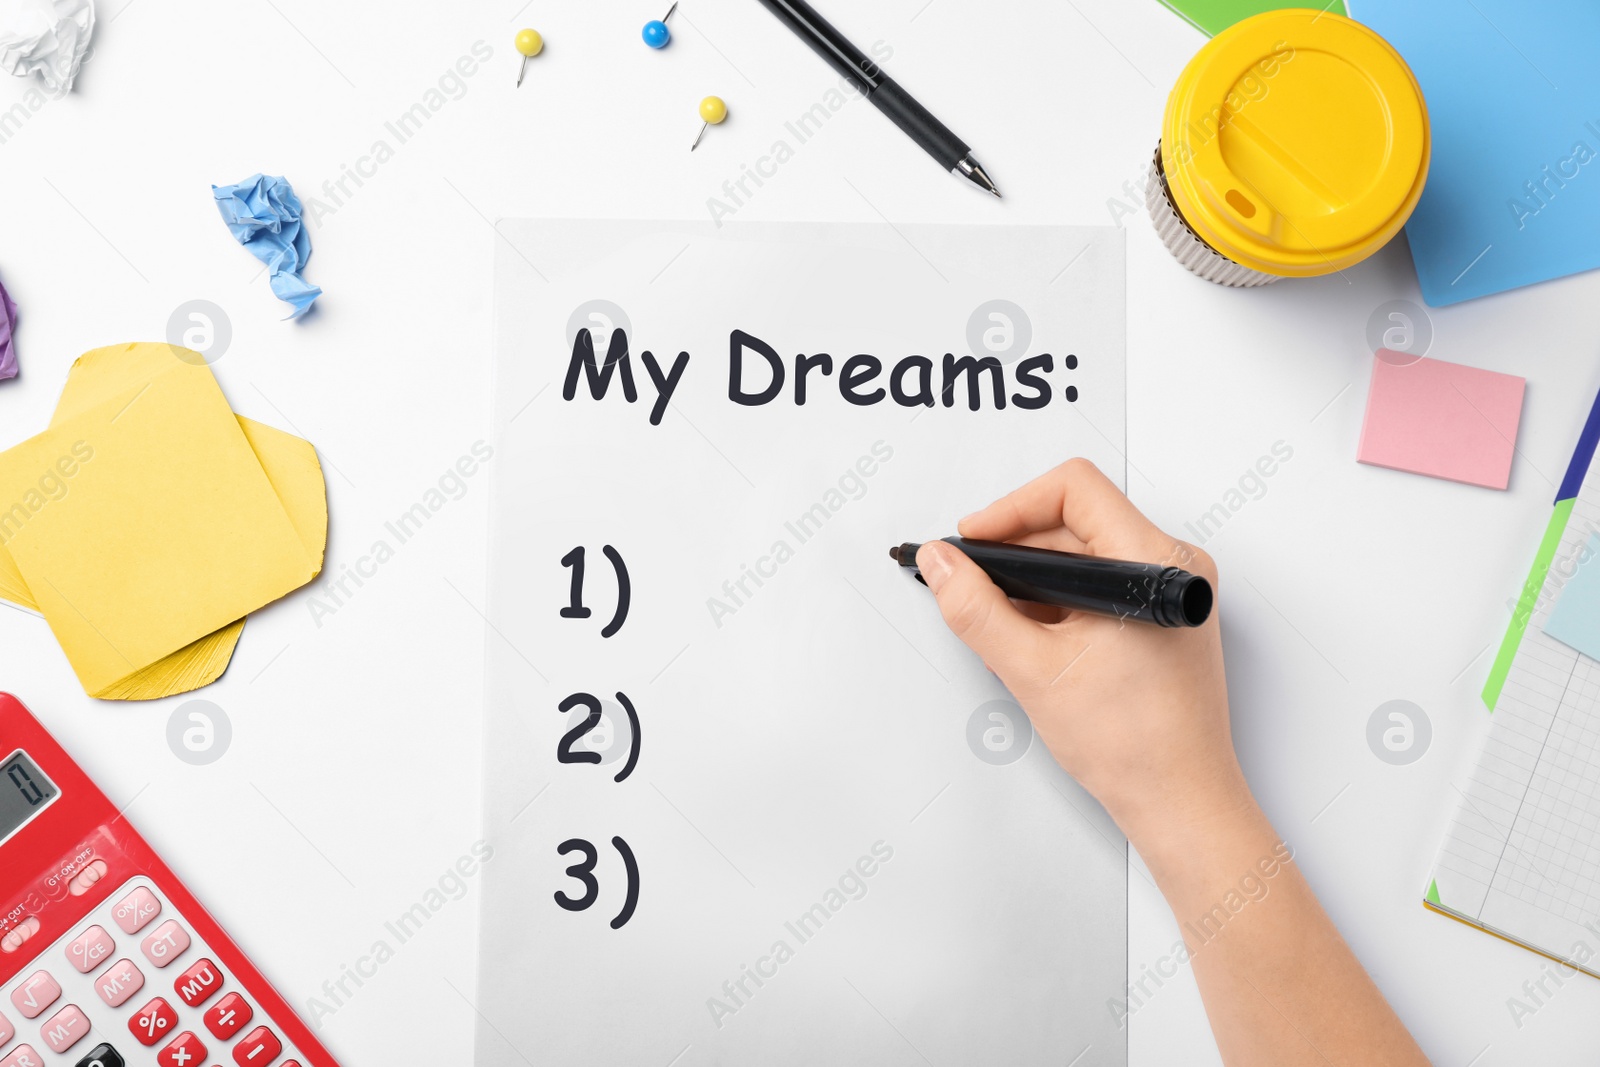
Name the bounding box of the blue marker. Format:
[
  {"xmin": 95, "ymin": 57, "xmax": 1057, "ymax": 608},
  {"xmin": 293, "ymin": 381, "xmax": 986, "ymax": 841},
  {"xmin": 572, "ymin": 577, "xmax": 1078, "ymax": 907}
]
[{"xmin": 643, "ymin": 2, "xmax": 677, "ymax": 48}]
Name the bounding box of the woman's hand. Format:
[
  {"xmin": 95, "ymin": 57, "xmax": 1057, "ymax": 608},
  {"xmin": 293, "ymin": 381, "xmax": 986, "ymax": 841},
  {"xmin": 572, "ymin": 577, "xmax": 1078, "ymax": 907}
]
[
  {"xmin": 917, "ymin": 458, "xmax": 1429, "ymax": 1067},
  {"xmin": 914, "ymin": 457, "xmax": 1246, "ymax": 850}
]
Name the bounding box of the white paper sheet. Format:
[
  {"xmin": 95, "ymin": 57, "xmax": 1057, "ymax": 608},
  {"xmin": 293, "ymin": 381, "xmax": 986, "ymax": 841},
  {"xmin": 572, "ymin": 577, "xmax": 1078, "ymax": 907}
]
[{"xmin": 476, "ymin": 220, "xmax": 1130, "ymax": 1065}]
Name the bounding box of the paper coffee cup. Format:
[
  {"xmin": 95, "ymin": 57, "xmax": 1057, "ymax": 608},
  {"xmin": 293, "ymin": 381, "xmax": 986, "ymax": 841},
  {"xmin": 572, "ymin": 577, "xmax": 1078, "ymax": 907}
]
[{"xmin": 1148, "ymin": 10, "xmax": 1429, "ymax": 287}]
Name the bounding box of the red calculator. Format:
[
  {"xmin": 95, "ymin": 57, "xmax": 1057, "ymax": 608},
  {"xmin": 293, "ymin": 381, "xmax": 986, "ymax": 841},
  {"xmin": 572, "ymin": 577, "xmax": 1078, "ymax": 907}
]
[{"xmin": 0, "ymin": 694, "xmax": 336, "ymax": 1067}]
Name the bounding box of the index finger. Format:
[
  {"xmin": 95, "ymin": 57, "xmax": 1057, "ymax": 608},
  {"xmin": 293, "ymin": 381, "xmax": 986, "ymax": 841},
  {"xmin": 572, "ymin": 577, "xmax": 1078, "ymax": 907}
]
[{"xmin": 957, "ymin": 457, "xmax": 1160, "ymax": 553}]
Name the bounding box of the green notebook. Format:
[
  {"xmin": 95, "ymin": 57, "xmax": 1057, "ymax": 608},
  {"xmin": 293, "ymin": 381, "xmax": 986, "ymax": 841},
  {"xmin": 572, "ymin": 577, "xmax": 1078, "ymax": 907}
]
[{"xmin": 1156, "ymin": 0, "xmax": 1346, "ymax": 36}]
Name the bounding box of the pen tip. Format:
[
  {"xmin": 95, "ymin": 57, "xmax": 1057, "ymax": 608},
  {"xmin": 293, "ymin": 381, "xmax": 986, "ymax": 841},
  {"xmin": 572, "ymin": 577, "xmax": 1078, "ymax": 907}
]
[
  {"xmin": 888, "ymin": 545, "xmax": 901, "ymax": 562},
  {"xmin": 956, "ymin": 157, "xmax": 1000, "ymax": 198}
]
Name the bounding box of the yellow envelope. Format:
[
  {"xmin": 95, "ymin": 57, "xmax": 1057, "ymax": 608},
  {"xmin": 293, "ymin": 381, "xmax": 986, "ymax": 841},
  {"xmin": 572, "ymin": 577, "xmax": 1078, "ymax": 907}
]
[
  {"xmin": 0, "ymin": 345, "xmax": 324, "ymax": 697},
  {"xmin": 0, "ymin": 344, "xmax": 327, "ymax": 699}
]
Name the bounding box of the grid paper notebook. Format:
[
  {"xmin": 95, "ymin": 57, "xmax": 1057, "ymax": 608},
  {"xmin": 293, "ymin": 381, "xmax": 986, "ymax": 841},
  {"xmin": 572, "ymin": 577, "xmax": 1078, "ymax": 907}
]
[{"xmin": 1429, "ymin": 387, "xmax": 1600, "ymax": 968}]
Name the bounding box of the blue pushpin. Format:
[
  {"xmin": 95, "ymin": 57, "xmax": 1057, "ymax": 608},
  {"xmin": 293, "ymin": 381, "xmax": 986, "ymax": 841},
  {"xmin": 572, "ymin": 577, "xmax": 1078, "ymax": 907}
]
[{"xmin": 643, "ymin": 2, "xmax": 677, "ymax": 48}]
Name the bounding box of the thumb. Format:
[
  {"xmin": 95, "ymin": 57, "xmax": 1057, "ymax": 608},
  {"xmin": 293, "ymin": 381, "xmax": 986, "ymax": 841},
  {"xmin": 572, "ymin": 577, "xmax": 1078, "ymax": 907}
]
[{"xmin": 918, "ymin": 540, "xmax": 1048, "ymax": 681}]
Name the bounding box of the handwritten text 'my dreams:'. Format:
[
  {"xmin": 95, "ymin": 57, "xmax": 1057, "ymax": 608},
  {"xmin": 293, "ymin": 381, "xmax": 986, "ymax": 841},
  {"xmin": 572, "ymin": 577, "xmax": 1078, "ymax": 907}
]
[{"xmin": 562, "ymin": 328, "xmax": 1083, "ymax": 426}]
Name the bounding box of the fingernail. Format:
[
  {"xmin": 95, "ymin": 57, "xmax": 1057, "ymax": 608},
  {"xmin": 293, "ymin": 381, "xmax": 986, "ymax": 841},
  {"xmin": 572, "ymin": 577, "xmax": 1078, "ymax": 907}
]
[{"xmin": 918, "ymin": 542, "xmax": 955, "ymax": 593}]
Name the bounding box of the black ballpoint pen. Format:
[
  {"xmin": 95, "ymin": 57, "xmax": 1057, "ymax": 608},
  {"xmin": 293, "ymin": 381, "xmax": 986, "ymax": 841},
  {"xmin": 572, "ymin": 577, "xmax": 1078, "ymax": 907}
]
[{"xmin": 754, "ymin": 0, "xmax": 1001, "ymax": 198}]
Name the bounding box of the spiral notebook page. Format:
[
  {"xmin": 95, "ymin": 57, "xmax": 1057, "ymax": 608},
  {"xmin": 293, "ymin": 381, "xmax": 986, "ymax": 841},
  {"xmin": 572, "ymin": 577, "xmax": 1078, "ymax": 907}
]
[{"xmin": 1430, "ymin": 453, "xmax": 1600, "ymax": 966}]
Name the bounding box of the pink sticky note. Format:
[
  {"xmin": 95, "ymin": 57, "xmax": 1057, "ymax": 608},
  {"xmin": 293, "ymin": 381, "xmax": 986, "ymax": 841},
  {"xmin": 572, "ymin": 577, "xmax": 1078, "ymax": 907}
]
[{"xmin": 1357, "ymin": 351, "xmax": 1526, "ymax": 490}]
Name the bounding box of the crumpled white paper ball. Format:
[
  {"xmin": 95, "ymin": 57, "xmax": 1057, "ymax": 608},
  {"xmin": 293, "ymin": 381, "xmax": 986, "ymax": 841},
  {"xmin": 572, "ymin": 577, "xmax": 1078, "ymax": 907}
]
[{"xmin": 0, "ymin": 0, "xmax": 95, "ymax": 95}]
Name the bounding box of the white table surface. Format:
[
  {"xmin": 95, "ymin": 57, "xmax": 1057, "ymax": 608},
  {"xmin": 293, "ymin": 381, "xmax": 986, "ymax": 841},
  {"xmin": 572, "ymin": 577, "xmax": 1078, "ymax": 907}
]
[{"xmin": 2, "ymin": 0, "xmax": 1596, "ymax": 1063}]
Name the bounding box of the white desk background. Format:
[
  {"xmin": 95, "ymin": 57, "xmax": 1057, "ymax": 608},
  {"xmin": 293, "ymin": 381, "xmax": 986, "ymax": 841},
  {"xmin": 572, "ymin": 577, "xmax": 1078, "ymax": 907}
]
[{"xmin": 2, "ymin": 1, "xmax": 1594, "ymax": 1063}]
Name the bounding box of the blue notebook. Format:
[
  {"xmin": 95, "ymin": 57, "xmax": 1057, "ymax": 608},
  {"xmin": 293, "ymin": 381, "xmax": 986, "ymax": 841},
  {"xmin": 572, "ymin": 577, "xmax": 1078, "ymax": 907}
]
[{"xmin": 1351, "ymin": 0, "xmax": 1600, "ymax": 306}]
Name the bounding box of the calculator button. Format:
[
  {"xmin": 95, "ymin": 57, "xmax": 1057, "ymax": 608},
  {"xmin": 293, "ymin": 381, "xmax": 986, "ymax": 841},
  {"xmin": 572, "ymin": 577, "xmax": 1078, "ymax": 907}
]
[
  {"xmin": 75, "ymin": 1043, "xmax": 125, "ymax": 1067},
  {"xmin": 8, "ymin": 973, "xmax": 59, "ymax": 1019},
  {"xmin": 0, "ymin": 1009, "xmax": 12, "ymax": 1045},
  {"xmin": 0, "ymin": 1044, "xmax": 41, "ymax": 1067},
  {"xmin": 95, "ymin": 960, "xmax": 144, "ymax": 1007},
  {"xmin": 128, "ymin": 997, "xmax": 177, "ymax": 1046},
  {"xmin": 39, "ymin": 1004, "xmax": 90, "ymax": 1053},
  {"xmin": 232, "ymin": 1026, "xmax": 281, "ymax": 1066},
  {"xmin": 111, "ymin": 889, "xmax": 161, "ymax": 935},
  {"xmin": 202, "ymin": 993, "xmax": 251, "ymax": 1041},
  {"xmin": 140, "ymin": 922, "xmax": 190, "ymax": 967},
  {"xmin": 156, "ymin": 1031, "xmax": 205, "ymax": 1067},
  {"xmin": 66, "ymin": 926, "xmax": 116, "ymax": 974},
  {"xmin": 74, "ymin": 1043, "xmax": 125, "ymax": 1067},
  {"xmin": 173, "ymin": 959, "xmax": 223, "ymax": 1008}
]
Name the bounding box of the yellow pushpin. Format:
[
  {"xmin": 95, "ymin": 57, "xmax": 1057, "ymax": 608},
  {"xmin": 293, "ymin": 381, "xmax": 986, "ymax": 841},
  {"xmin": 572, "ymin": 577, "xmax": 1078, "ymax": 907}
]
[
  {"xmin": 515, "ymin": 29, "xmax": 544, "ymax": 88},
  {"xmin": 691, "ymin": 96, "xmax": 727, "ymax": 151}
]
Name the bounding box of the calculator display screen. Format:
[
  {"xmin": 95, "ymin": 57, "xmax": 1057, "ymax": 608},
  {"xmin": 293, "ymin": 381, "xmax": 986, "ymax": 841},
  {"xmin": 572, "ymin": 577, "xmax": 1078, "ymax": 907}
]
[{"xmin": 0, "ymin": 750, "xmax": 58, "ymax": 843}]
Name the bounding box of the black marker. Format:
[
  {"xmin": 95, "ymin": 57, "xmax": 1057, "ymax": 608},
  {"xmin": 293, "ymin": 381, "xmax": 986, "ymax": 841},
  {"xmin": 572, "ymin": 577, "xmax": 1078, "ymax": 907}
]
[
  {"xmin": 754, "ymin": 0, "xmax": 1000, "ymax": 198},
  {"xmin": 889, "ymin": 537, "xmax": 1213, "ymax": 628}
]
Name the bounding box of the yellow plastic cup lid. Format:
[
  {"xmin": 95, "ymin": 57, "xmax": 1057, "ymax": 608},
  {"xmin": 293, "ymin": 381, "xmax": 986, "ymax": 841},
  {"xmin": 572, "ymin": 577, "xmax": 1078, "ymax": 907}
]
[{"xmin": 1160, "ymin": 9, "xmax": 1429, "ymax": 278}]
